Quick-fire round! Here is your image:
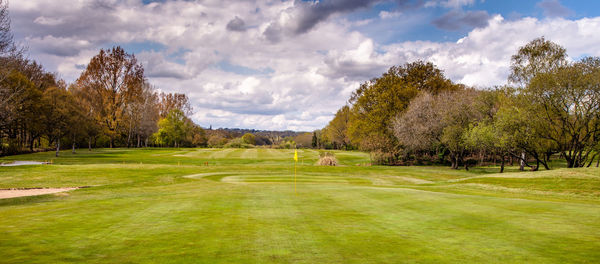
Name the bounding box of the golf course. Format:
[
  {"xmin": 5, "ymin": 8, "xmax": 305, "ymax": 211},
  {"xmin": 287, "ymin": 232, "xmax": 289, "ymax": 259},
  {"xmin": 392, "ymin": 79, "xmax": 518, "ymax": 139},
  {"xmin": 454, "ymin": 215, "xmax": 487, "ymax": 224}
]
[{"xmin": 1, "ymin": 148, "xmax": 599, "ymax": 263}]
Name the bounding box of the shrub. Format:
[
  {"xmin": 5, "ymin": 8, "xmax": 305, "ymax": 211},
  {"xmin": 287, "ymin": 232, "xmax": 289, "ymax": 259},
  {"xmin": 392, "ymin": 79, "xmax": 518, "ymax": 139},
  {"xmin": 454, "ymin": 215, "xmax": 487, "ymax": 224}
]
[
  {"xmin": 207, "ymin": 135, "xmax": 228, "ymax": 148},
  {"xmin": 224, "ymin": 138, "xmax": 254, "ymax": 148},
  {"xmin": 275, "ymin": 140, "xmax": 296, "ymax": 149},
  {"xmin": 241, "ymin": 133, "xmax": 256, "ymax": 145},
  {"xmin": 317, "ymin": 152, "xmax": 338, "ymax": 166}
]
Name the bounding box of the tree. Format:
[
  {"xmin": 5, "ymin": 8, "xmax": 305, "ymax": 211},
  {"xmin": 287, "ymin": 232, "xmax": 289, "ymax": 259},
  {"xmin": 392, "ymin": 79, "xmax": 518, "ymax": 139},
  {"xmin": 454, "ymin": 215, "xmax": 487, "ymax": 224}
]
[
  {"xmin": 348, "ymin": 67, "xmax": 417, "ymax": 162},
  {"xmin": 437, "ymin": 89, "xmax": 484, "ymax": 169},
  {"xmin": 190, "ymin": 124, "xmax": 207, "ymax": 147},
  {"xmin": 137, "ymin": 85, "xmax": 160, "ymax": 147},
  {"xmin": 525, "ymin": 58, "xmax": 600, "ymax": 168},
  {"xmin": 74, "ymin": 46, "xmax": 145, "ymax": 148},
  {"xmin": 41, "ymin": 86, "xmax": 80, "ymax": 157},
  {"xmin": 325, "ymin": 105, "xmax": 352, "ymax": 149},
  {"xmin": 393, "ymin": 92, "xmax": 443, "ymax": 153},
  {"xmin": 393, "ymin": 89, "xmax": 485, "ymax": 169},
  {"xmin": 509, "ymin": 37, "xmax": 568, "ymax": 86},
  {"xmin": 241, "ymin": 133, "xmax": 256, "ymax": 145},
  {"xmin": 293, "ymin": 132, "xmax": 312, "ymax": 148},
  {"xmin": 158, "ymin": 92, "xmax": 192, "ymax": 118},
  {"xmin": 153, "ymin": 109, "xmax": 188, "ymax": 147},
  {"xmin": 493, "ymin": 88, "xmax": 555, "ymax": 171},
  {"xmin": 503, "ymin": 37, "xmax": 569, "ymax": 170},
  {"xmin": 348, "ymin": 61, "xmax": 458, "ymax": 164},
  {"xmin": 0, "ymin": 71, "xmax": 42, "ymax": 154},
  {"xmin": 0, "ymin": 0, "xmax": 14, "ymax": 55}
]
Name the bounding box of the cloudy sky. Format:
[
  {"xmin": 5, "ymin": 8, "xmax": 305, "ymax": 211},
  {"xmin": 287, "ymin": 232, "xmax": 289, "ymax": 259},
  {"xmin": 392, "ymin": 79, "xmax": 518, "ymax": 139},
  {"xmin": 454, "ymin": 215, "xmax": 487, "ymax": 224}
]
[{"xmin": 9, "ymin": 0, "xmax": 600, "ymax": 131}]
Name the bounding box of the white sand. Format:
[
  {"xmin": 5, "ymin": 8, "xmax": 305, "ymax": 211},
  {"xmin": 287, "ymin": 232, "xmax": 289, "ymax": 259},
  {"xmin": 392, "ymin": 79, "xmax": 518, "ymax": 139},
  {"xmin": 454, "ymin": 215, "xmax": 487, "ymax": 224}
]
[
  {"xmin": 0, "ymin": 161, "xmax": 47, "ymax": 166},
  {"xmin": 0, "ymin": 188, "xmax": 78, "ymax": 199}
]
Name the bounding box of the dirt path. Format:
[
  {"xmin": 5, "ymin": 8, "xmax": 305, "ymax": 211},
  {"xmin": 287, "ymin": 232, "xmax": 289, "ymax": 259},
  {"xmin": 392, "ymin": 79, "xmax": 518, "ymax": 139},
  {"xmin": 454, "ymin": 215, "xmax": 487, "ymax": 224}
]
[{"xmin": 0, "ymin": 188, "xmax": 78, "ymax": 199}]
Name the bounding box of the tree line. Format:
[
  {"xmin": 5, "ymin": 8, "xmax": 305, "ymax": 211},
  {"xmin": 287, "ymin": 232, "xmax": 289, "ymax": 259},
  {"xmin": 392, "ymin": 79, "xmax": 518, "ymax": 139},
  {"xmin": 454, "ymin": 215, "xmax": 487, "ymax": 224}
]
[
  {"xmin": 318, "ymin": 37, "xmax": 600, "ymax": 170},
  {"xmin": 0, "ymin": 1, "xmax": 204, "ymax": 156}
]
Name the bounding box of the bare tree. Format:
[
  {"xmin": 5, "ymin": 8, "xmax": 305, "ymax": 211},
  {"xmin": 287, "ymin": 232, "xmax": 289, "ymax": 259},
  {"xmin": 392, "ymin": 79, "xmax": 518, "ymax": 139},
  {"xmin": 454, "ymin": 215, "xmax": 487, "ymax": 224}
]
[
  {"xmin": 393, "ymin": 89, "xmax": 484, "ymax": 169},
  {"xmin": 0, "ymin": 0, "xmax": 13, "ymax": 55}
]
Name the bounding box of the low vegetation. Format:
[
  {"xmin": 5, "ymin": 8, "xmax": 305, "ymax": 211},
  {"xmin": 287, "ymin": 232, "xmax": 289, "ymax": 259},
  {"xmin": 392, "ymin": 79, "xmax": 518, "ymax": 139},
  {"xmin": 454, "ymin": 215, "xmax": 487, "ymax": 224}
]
[{"xmin": 317, "ymin": 151, "xmax": 338, "ymax": 166}]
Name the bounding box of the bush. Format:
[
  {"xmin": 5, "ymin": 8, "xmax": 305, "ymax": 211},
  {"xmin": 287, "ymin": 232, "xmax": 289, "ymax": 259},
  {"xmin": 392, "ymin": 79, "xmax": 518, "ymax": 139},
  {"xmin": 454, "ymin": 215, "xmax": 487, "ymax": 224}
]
[
  {"xmin": 317, "ymin": 152, "xmax": 338, "ymax": 166},
  {"xmin": 241, "ymin": 133, "xmax": 256, "ymax": 145},
  {"xmin": 207, "ymin": 135, "xmax": 228, "ymax": 148},
  {"xmin": 224, "ymin": 138, "xmax": 254, "ymax": 148},
  {"xmin": 275, "ymin": 140, "xmax": 295, "ymax": 149}
]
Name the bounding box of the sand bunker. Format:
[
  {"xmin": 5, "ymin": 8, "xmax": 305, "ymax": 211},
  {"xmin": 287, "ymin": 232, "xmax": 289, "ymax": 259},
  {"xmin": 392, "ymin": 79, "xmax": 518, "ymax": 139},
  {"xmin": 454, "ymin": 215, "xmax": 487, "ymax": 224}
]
[
  {"xmin": 0, "ymin": 188, "xmax": 78, "ymax": 199},
  {"xmin": 0, "ymin": 161, "xmax": 47, "ymax": 166}
]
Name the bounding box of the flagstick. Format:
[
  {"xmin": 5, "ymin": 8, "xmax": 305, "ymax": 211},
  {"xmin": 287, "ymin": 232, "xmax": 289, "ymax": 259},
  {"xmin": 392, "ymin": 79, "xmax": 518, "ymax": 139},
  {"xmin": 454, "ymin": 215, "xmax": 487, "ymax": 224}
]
[{"xmin": 294, "ymin": 160, "xmax": 297, "ymax": 195}]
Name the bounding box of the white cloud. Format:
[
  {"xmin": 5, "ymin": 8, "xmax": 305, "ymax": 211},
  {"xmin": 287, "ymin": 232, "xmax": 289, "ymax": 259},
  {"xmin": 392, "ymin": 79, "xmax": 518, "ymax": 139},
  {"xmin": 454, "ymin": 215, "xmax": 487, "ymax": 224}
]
[
  {"xmin": 425, "ymin": 0, "xmax": 477, "ymax": 9},
  {"xmin": 339, "ymin": 15, "xmax": 600, "ymax": 87},
  {"xmin": 9, "ymin": 1, "xmax": 600, "ymax": 131}
]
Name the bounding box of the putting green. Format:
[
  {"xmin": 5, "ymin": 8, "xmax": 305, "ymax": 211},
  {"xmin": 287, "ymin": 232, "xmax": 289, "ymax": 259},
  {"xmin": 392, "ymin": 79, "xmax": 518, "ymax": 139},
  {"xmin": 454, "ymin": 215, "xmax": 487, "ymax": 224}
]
[{"xmin": 0, "ymin": 148, "xmax": 599, "ymax": 263}]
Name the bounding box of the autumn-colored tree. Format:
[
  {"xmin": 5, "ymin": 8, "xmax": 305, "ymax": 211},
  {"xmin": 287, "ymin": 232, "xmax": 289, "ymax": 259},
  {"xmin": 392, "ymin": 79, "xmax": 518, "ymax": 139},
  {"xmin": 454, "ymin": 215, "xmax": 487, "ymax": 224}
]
[
  {"xmin": 42, "ymin": 86, "xmax": 81, "ymax": 157},
  {"xmin": 348, "ymin": 61, "xmax": 458, "ymax": 164},
  {"xmin": 348, "ymin": 69, "xmax": 417, "ymax": 160},
  {"xmin": 189, "ymin": 124, "xmax": 207, "ymax": 147},
  {"xmin": 159, "ymin": 92, "xmax": 192, "ymax": 118},
  {"xmin": 293, "ymin": 132, "xmax": 312, "ymax": 148},
  {"xmin": 74, "ymin": 46, "xmax": 145, "ymax": 148},
  {"xmin": 0, "ymin": 71, "xmax": 42, "ymax": 154}
]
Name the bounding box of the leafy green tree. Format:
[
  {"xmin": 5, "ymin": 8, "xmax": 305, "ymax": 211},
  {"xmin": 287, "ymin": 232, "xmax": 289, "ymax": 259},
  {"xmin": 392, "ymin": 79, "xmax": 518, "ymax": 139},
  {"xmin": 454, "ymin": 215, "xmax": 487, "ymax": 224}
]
[
  {"xmin": 241, "ymin": 133, "xmax": 256, "ymax": 145},
  {"xmin": 509, "ymin": 37, "xmax": 568, "ymax": 86},
  {"xmin": 502, "ymin": 38, "xmax": 600, "ymax": 169},
  {"xmin": 325, "ymin": 105, "xmax": 352, "ymax": 150},
  {"xmin": 525, "ymin": 58, "xmax": 600, "ymax": 168},
  {"xmin": 493, "ymin": 87, "xmax": 555, "ymax": 170},
  {"xmin": 437, "ymin": 89, "xmax": 484, "ymax": 169},
  {"xmin": 153, "ymin": 109, "xmax": 188, "ymax": 147},
  {"xmin": 463, "ymin": 121, "xmax": 513, "ymax": 172},
  {"xmin": 502, "ymin": 37, "xmax": 569, "ymax": 170}
]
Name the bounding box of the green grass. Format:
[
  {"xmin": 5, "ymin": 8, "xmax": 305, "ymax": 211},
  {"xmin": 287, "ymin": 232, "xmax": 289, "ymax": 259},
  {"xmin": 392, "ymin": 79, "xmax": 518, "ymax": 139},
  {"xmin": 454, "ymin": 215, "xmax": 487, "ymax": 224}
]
[{"xmin": 1, "ymin": 148, "xmax": 599, "ymax": 263}]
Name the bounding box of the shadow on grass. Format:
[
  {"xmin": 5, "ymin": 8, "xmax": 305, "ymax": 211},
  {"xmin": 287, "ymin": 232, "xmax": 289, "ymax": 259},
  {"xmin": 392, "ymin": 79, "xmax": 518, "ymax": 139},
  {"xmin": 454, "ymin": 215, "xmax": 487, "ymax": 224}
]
[{"xmin": 0, "ymin": 194, "xmax": 60, "ymax": 207}]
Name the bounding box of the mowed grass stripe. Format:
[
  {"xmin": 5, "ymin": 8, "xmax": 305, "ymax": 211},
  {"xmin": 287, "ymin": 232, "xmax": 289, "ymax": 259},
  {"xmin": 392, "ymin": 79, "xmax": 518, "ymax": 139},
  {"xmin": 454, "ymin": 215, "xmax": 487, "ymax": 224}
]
[{"xmin": 0, "ymin": 148, "xmax": 599, "ymax": 263}]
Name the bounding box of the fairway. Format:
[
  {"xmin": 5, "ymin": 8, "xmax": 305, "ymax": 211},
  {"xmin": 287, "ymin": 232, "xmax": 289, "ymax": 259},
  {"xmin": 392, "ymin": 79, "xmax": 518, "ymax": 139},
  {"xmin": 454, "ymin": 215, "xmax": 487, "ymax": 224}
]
[{"xmin": 1, "ymin": 148, "xmax": 599, "ymax": 263}]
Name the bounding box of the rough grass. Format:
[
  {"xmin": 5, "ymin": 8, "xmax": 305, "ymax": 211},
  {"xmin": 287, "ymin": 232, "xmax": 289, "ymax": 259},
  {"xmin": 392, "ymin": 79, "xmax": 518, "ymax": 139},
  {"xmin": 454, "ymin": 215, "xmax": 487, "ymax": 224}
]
[{"xmin": 0, "ymin": 148, "xmax": 599, "ymax": 263}]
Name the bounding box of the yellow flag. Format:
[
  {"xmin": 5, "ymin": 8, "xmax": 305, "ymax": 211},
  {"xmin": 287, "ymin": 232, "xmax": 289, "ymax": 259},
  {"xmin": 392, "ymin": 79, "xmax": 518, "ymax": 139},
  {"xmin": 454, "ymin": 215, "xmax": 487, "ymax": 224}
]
[{"xmin": 294, "ymin": 149, "xmax": 298, "ymax": 162}]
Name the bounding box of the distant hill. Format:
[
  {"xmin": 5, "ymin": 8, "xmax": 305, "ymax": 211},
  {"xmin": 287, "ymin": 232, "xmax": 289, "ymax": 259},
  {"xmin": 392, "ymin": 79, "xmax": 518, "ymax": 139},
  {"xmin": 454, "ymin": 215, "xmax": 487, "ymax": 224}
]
[{"xmin": 207, "ymin": 127, "xmax": 304, "ymax": 138}]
